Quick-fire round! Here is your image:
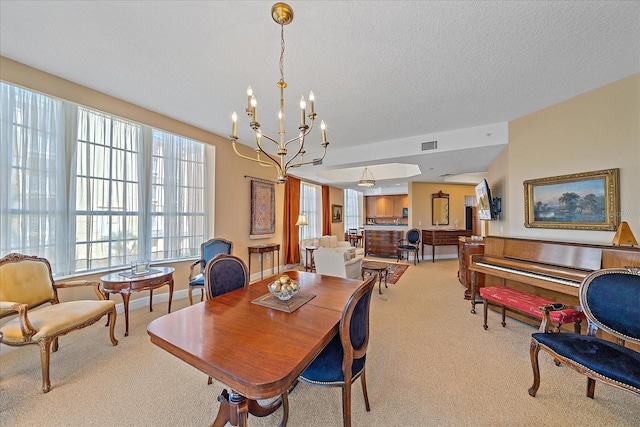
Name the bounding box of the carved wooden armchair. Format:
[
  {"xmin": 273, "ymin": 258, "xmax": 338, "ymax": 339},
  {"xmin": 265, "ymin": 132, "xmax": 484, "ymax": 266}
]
[
  {"xmin": 0, "ymin": 253, "xmax": 118, "ymax": 392},
  {"xmin": 529, "ymin": 267, "xmax": 640, "ymax": 399}
]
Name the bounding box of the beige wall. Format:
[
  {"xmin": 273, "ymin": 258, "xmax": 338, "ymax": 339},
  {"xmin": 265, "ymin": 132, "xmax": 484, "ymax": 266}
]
[
  {"xmin": 329, "ymin": 186, "xmax": 346, "ymax": 237},
  {"xmin": 490, "ymin": 73, "xmax": 640, "ymax": 244},
  {"xmin": 409, "ymin": 182, "xmax": 476, "ymax": 258}
]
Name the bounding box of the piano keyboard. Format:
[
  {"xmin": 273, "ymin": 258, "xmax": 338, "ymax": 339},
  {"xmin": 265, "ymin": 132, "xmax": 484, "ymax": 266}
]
[{"xmin": 476, "ymin": 262, "xmax": 580, "ymax": 287}]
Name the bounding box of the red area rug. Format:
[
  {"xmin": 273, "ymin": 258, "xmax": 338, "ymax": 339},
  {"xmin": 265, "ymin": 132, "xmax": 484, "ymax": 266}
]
[{"xmin": 386, "ymin": 263, "xmax": 409, "ymax": 284}]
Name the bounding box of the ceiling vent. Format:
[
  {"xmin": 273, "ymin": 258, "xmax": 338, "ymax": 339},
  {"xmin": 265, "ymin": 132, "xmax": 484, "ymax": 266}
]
[{"xmin": 421, "ymin": 140, "xmax": 437, "ymax": 151}]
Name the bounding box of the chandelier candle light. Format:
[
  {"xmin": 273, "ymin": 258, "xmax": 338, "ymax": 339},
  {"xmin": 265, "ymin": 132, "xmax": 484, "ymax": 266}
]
[{"xmin": 230, "ymin": 2, "xmax": 329, "ymax": 184}]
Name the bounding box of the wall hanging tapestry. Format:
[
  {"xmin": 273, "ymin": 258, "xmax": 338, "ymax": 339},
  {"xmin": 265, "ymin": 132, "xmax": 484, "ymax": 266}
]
[{"xmin": 250, "ymin": 180, "xmax": 275, "ymax": 237}]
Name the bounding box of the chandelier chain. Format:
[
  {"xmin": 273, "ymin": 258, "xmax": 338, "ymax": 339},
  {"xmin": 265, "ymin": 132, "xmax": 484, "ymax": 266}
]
[{"xmin": 279, "ymin": 24, "xmax": 285, "ymax": 84}]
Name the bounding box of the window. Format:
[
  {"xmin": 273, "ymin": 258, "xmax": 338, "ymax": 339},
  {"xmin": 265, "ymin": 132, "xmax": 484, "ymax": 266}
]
[
  {"xmin": 300, "ymin": 182, "xmax": 321, "ymax": 239},
  {"xmin": 75, "ymin": 108, "xmax": 142, "ymax": 271},
  {"xmin": 344, "ymin": 189, "xmax": 361, "ymax": 232},
  {"xmin": 150, "ymin": 130, "xmax": 205, "ymax": 261},
  {"xmin": 1, "ymin": 83, "xmax": 207, "ymax": 277}
]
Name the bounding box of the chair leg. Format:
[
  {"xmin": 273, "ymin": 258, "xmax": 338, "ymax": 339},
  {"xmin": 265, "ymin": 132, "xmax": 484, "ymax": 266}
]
[
  {"xmin": 279, "ymin": 392, "xmax": 289, "ymax": 427},
  {"xmin": 587, "ymin": 377, "xmax": 596, "ymax": 398},
  {"xmin": 342, "ymin": 381, "xmax": 353, "ymax": 427},
  {"xmin": 482, "ymin": 300, "xmax": 489, "ymax": 330},
  {"xmin": 108, "ymin": 308, "xmax": 119, "ymax": 346},
  {"xmin": 528, "ymin": 339, "xmax": 541, "ymax": 397},
  {"xmin": 38, "ymin": 338, "xmax": 53, "ymax": 393},
  {"xmin": 501, "ymin": 306, "xmax": 506, "ymax": 327},
  {"xmin": 360, "ymin": 369, "xmax": 371, "ymax": 412},
  {"xmin": 188, "ymin": 287, "xmax": 194, "ymax": 305}
]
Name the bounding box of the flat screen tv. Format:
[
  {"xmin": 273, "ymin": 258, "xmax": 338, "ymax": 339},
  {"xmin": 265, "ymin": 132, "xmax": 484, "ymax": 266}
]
[{"xmin": 475, "ymin": 179, "xmax": 495, "ymax": 220}]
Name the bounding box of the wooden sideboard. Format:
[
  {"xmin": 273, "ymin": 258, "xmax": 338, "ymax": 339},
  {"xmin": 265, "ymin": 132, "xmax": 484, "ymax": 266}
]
[
  {"xmin": 364, "ymin": 229, "xmax": 405, "ymax": 258},
  {"xmin": 458, "ymin": 237, "xmax": 485, "ymax": 299},
  {"xmin": 422, "ymin": 229, "xmax": 473, "ymax": 262}
]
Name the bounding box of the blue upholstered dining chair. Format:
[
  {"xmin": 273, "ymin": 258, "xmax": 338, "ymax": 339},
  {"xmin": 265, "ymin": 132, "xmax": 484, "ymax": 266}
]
[
  {"xmin": 204, "ymin": 254, "xmax": 249, "ymax": 300},
  {"xmin": 188, "ymin": 238, "xmax": 233, "ymax": 304},
  {"xmin": 397, "ymin": 228, "xmax": 420, "ymax": 265},
  {"xmin": 529, "ymin": 267, "xmax": 640, "ymax": 399},
  {"xmin": 204, "ymin": 254, "xmax": 249, "ymax": 386},
  {"xmin": 294, "ymin": 277, "xmax": 376, "ymax": 427}
]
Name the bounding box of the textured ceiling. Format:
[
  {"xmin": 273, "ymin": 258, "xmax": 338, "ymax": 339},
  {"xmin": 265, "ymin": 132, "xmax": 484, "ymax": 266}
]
[{"xmin": 1, "ymin": 1, "xmax": 638, "ymax": 191}]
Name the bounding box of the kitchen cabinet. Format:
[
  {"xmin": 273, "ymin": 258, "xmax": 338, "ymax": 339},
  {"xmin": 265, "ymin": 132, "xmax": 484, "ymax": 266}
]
[
  {"xmin": 366, "ymin": 195, "xmax": 408, "ymax": 218},
  {"xmin": 375, "ymin": 196, "xmax": 394, "ymax": 217}
]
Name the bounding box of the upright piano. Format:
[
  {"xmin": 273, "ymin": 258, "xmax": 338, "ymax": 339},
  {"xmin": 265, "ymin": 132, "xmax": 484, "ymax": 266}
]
[{"xmin": 469, "ymin": 236, "xmax": 640, "ymax": 313}]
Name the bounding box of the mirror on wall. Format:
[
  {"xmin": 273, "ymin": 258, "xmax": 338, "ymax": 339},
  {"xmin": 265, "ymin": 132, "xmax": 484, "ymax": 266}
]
[{"xmin": 431, "ymin": 191, "xmax": 449, "ymax": 226}]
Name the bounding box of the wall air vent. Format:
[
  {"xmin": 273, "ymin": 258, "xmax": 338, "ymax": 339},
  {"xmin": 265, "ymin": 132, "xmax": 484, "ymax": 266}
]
[{"xmin": 421, "ymin": 140, "xmax": 437, "ymax": 151}]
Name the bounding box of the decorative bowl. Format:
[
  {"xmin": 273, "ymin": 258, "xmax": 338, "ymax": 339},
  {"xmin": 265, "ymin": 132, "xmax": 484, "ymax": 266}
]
[{"xmin": 268, "ymin": 276, "xmax": 300, "ymax": 301}]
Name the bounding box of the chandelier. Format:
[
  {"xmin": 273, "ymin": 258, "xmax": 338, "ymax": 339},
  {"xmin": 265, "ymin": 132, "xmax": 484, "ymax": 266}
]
[
  {"xmin": 230, "ymin": 2, "xmax": 329, "ymax": 184},
  {"xmin": 358, "ymin": 166, "xmax": 376, "ymax": 187}
]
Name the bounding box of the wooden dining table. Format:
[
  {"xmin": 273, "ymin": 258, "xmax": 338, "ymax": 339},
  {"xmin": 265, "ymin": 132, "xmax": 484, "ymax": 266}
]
[{"xmin": 147, "ymin": 270, "xmax": 364, "ymax": 427}]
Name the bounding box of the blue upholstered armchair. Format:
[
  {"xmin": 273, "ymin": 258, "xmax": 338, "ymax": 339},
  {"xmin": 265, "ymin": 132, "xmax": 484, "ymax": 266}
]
[
  {"xmin": 188, "ymin": 238, "xmax": 233, "ymax": 304},
  {"xmin": 529, "ymin": 267, "xmax": 640, "ymax": 399}
]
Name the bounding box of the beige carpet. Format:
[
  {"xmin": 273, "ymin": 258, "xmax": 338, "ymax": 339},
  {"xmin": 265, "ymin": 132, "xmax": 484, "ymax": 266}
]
[{"xmin": 1, "ymin": 259, "xmax": 638, "ymax": 426}]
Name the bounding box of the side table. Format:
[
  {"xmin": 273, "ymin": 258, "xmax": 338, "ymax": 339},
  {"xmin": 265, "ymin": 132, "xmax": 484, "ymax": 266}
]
[
  {"xmin": 361, "ymin": 261, "xmax": 389, "ymax": 294},
  {"xmin": 247, "ymin": 243, "xmax": 280, "ymax": 280},
  {"xmin": 101, "ymin": 266, "xmax": 174, "ymax": 336},
  {"xmin": 304, "ymin": 246, "xmax": 318, "ymax": 271}
]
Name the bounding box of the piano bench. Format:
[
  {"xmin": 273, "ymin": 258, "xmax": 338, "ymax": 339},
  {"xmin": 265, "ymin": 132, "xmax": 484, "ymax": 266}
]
[{"xmin": 479, "ymin": 287, "xmax": 585, "ymax": 333}]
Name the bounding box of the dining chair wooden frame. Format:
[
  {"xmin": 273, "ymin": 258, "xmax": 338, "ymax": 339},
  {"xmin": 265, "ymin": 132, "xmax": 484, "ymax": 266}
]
[{"xmin": 294, "ymin": 277, "xmax": 376, "ymax": 427}]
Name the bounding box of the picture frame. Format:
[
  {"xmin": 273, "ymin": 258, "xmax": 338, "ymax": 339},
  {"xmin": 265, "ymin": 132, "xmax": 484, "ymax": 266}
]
[
  {"xmin": 331, "ymin": 204, "xmax": 343, "ymax": 223},
  {"xmin": 524, "ymin": 168, "xmax": 619, "ymax": 231},
  {"xmin": 250, "ymin": 180, "xmax": 275, "ymax": 237}
]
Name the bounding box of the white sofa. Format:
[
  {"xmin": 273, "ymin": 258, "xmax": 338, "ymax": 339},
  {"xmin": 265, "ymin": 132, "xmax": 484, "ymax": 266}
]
[
  {"xmin": 312, "ymin": 250, "xmax": 363, "ymax": 280},
  {"xmin": 300, "ymin": 235, "xmax": 364, "ymax": 271}
]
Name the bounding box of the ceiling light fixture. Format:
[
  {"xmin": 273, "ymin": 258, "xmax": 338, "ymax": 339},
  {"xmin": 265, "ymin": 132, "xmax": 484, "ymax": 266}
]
[
  {"xmin": 229, "ymin": 2, "xmax": 329, "ymax": 184},
  {"xmin": 358, "ymin": 166, "xmax": 376, "ymax": 187}
]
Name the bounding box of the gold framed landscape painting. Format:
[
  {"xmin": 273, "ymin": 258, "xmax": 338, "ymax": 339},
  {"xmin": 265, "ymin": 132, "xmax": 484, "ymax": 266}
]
[{"xmin": 524, "ymin": 168, "xmax": 619, "ymax": 231}]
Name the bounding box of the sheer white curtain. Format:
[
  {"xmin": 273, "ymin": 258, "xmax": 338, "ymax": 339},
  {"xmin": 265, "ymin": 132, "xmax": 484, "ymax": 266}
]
[
  {"xmin": 0, "ymin": 83, "xmax": 70, "ymax": 273},
  {"xmin": 74, "ymin": 107, "xmax": 142, "ymax": 271},
  {"xmin": 1, "ymin": 82, "xmax": 208, "ymax": 277},
  {"xmin": 150, "ymin": 130, "xmax": 206, "ymax": 260},
  {"xmin": 344, "ymin": 189, "xmax": 361, "ymax": 232},
  {"xmin": 300, "ymin": 182, "xmax": 321, "ymax": 239}
]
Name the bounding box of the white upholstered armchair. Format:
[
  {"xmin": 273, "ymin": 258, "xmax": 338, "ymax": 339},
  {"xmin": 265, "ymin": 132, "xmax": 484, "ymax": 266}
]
[{"xmin": 312, "ymin": 250, "xmax": 363, "ymax": 280}]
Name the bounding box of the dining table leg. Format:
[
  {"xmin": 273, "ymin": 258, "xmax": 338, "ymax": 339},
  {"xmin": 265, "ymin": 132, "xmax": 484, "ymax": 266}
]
[
  {"xmin": 211, "ymin": 388, "xmax": 287, "ymax": 427},
  {"xmin": 211, "ymin": 389, "xmax": 249, "ymax": 426}
]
